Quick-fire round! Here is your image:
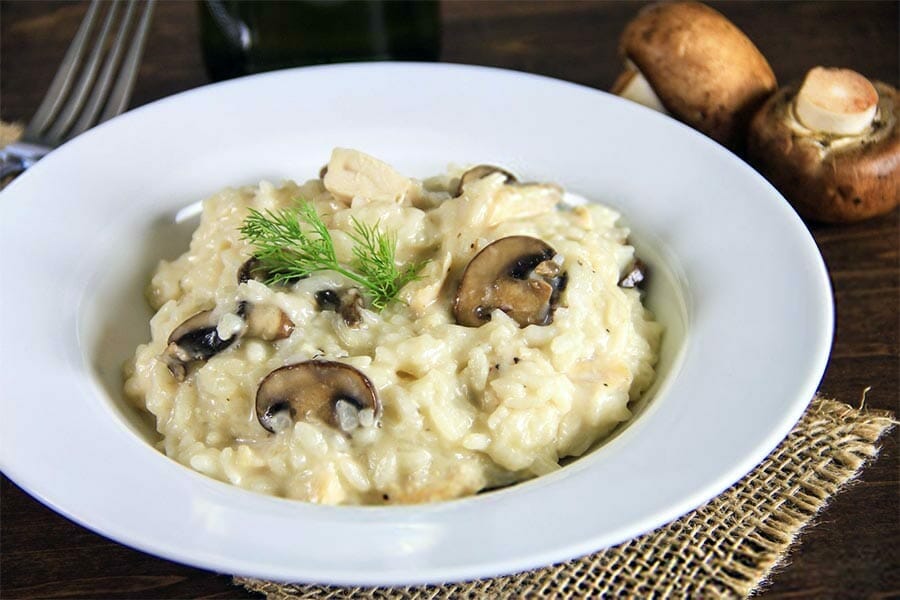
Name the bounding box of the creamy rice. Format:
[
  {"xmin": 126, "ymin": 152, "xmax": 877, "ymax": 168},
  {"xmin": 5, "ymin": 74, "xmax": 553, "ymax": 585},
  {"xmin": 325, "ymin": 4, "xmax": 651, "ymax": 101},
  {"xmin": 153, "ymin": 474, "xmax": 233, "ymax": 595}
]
[{"xmin": 124, "ymin": 149, "xmax": 661, "ymax": 505}]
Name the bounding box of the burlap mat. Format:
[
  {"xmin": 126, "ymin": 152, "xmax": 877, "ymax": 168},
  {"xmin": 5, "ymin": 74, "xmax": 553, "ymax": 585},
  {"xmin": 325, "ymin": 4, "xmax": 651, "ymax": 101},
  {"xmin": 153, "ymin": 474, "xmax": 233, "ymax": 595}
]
[{"xmin": 236, "ymin": 395, "xmax": 895, "ymax": 599}]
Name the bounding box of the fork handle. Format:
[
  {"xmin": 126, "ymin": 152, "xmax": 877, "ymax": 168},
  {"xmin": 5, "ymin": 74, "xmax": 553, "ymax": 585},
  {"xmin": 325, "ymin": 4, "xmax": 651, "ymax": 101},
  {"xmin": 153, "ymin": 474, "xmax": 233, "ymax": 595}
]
[{"xmin": 0, "ymin": 141, "xmax": 53, "ymax": 180}]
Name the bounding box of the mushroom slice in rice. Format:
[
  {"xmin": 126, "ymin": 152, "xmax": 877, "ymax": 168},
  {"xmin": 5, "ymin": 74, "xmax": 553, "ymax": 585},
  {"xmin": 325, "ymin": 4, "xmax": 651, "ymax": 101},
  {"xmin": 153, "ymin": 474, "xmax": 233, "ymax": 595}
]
[
  {"xmin": 255, "ymin": 361, "xmax": 380, "ymax": 434},
  {"xmin": 455, "ymin": 164, "xmax": 517, "ymax": 196},
  {"xmin": 453, "ymin": 236, "xmax": 567, "ymax": 328}
]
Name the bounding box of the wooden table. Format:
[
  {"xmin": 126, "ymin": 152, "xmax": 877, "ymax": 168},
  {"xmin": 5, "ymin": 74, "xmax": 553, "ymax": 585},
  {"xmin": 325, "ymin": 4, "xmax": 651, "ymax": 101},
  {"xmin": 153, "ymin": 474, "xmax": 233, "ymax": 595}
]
[{"xmin": 2, "ymin": 2, "xmax": 897, "ymax": 598}]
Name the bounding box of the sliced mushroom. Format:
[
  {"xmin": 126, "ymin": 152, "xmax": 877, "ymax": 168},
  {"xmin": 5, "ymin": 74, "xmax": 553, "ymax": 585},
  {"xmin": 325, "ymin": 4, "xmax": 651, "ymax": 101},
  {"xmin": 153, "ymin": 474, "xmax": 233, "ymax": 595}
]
[
  {"xmin": 455, "ymin": 165, "xmax": 517, "ymax": 196},
  {"xmin": 618, "ymin": 259, "xmax": 647, "ymax": 289},
  {"xmin": 611, "ymin": 64, "xmax": 668, "ymax": 113},
  {"xmin": 238, "ymin": 301, "xmax": 294, "ymax": 341},
  {"xmin": 237, "ymin": 257, "xmax": 304, "ymax": 286},
  {"xmin": 339, "ymin": 290, "xmax": 363, "ymax": 327},
  {"xmin": 162, "ymin": 310, "xmax": 237, "ymax": 380},
  {"xmin": 314, "ymin": 289, "xmax": 342, "ymax": 311},
  {"xmin": 162, "ymin": 303, "xmax": 293, "ymax": 380},
  {"xmin": 255, "ymin": 361, "xmax": 380, "ymax": 434},
  {"xmin": 237, "ymin": 258, "xmax": 265, "ymax": 284},
  {"xmin": 336, "ymin": 288, "xmax": 363, "ymax": 327},
  {"xmin": 453, "ymin": 236, "xmax": 567, "ymax": 328},
  {"xmin": 314, "ymin": 288, "xmax": 364, "ymax": 327}
]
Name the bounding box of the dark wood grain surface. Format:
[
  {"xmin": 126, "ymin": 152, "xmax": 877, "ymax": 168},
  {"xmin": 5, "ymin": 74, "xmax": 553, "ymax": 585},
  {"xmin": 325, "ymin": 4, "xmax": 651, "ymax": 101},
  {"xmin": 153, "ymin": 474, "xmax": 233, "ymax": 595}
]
[{"xmin": 2, "ymin": 1, "xmax": 897, "ymax": 598}]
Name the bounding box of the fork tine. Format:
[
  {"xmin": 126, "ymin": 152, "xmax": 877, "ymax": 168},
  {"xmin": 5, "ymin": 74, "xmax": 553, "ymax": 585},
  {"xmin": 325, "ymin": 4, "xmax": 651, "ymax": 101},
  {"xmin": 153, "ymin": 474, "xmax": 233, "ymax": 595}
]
[
  {"xmin": 98, "ymin": 0, "xmax": 155, "ymax": 125},
  {"xmin": 23, "ymin": 0, "xmax": 101, "ymax": 140},
  {"xmin": 67, "ymin": 1, "xmax": 138, "ymax": 140},
  {"xmin": 44, "ymin": 1, "xmax": 121, "ymax": 145}
]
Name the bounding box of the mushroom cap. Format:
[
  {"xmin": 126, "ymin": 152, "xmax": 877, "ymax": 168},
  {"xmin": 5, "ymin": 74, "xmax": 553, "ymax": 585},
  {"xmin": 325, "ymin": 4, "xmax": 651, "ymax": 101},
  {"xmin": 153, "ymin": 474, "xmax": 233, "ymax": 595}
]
[
  {"xmin": 255, "ymin": 361, "xmax": 380, "ymax": 433},
  {"xmin": 747, "ymin": 79, "xmax": 899, "ymax": 223},
  {"xmin": 453, "ymin": 236, "xmax": 566, "ymax": 328},
  {"xmin": 619, "ymin": 1, "xmax": 776, "ymax": 148}
]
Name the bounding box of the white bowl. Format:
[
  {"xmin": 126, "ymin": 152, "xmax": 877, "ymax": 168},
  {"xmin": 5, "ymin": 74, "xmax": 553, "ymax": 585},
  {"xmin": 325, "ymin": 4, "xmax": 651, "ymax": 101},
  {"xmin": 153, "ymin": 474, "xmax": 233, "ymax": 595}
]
[{"xmin": 0, "ymin": 63, "xmax": 832, "ymax": 585}]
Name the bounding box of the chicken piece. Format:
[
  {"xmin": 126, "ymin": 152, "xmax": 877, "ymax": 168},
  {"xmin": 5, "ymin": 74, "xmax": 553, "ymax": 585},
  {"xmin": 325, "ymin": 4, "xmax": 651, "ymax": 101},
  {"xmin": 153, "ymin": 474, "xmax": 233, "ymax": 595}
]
[{"xmin": 323, "ymin": 148, "xmax": 411, "ymax": 205}]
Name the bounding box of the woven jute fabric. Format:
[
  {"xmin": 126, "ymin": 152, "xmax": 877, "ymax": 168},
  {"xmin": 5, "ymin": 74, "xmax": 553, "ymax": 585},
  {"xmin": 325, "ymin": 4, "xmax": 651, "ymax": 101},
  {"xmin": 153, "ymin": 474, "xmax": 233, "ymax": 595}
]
[{"xmin": 236, "ymin": 396, "xmax": 895, "ymax": 600}]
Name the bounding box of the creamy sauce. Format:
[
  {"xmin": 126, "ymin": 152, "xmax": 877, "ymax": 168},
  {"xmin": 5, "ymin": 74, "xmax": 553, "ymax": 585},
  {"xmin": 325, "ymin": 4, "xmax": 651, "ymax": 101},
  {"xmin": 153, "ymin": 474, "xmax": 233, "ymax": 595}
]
[{"xmin": 124, "ymin": 149, "xmax": 661, "ymax": 505}]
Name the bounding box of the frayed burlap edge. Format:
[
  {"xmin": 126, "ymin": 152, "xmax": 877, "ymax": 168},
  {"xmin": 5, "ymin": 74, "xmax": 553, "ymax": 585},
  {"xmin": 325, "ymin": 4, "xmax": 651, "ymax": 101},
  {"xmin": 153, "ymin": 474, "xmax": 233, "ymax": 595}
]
[
  {"xmin": 235, "ymin": 395, "xmax": 896, "ymax": 600},
  {"xmin": 1, "ymin": 122, "xmax": 26, "ymax": 190},
  {"xmin": 0, "ymin": 121, "xmax": 24, "ymax": 148}
]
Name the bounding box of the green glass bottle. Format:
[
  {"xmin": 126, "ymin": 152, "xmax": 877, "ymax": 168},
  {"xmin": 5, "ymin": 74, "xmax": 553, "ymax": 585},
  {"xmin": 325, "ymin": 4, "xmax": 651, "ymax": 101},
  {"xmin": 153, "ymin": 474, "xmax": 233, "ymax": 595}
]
[{"xmin": 199, "ymin": 0, "xmax": 441, "ymax": 81}]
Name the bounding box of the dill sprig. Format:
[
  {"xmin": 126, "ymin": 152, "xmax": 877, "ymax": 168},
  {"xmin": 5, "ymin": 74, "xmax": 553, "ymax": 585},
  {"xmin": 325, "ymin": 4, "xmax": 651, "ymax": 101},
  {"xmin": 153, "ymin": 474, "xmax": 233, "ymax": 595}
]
[
  {"xmin": 347, "ymin": 219, "xmax": 429, "ymax": 310},
  {"xmin": 239, "ymin": 200, "xmax": 427, "ymax": 310}
]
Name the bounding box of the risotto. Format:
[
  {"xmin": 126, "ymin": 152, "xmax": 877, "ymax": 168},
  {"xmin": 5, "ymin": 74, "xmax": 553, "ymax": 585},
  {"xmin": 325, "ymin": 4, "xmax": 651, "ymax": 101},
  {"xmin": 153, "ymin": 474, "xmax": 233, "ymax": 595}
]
[{"xmin": 124, "ymin": 148, "xmax": 661, "ymax": 505}]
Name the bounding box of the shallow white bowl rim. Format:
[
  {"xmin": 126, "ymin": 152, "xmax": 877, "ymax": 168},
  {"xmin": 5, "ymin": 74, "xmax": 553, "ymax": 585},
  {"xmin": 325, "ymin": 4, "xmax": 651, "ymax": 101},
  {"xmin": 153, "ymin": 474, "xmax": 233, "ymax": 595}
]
[{"xmin": 0, "ymin": 62, "xmax": 832, "ymax": 586}]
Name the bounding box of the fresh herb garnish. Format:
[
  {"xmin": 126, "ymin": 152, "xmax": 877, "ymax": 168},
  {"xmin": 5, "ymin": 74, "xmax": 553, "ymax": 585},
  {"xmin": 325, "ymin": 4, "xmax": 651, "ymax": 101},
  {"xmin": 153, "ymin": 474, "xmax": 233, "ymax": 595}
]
[{"xmin": 239, "ymin": 200, "xmax": 427, "ymax": 310}]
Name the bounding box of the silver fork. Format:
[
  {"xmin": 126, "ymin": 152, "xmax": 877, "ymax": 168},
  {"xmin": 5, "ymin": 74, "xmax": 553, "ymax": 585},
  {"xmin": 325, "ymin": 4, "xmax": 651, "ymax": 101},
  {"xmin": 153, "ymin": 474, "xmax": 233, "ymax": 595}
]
[{"xmin": 0, "ymin": 0, "xmax": 155, "ymax": 179}]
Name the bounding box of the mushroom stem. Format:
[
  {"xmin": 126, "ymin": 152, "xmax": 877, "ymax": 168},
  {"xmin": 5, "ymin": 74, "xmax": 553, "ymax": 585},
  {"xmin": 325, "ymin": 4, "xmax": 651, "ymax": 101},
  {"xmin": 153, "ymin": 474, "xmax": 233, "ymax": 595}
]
[
  {"xmin": 240, "ymin": 302, "xmax": 295, "ymax": 341},
  {"xmin": 794, "ymin": 67, "xmax": 879, "ymax": 135},
  {"xmin": 612, "ymin": 68, "xmax": 668, "ymax": 114}
]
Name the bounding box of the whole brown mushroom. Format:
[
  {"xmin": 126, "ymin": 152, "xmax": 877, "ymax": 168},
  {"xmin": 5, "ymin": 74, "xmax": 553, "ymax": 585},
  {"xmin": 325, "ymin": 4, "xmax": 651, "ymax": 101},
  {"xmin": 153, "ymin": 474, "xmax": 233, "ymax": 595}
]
[
  {"xmin": 612, "ymin": 1, "xmax": 776, "ymax": 150},
  {"xmin": 748, "ymin": 67, "xmax": 899, "ymax": 223}
]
